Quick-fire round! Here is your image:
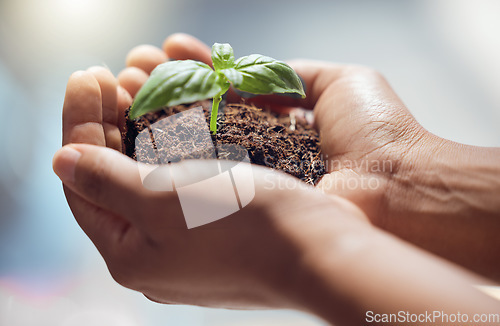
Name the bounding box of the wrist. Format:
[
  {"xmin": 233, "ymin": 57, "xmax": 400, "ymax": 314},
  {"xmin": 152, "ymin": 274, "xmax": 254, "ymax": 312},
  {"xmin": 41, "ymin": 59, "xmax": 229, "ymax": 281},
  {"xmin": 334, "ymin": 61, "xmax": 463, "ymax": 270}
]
[
  {"xmin": 261, "ymin": 189, "xmax": 374, "ymax": 322},
  {"xmin": 389, "ymin": 133, "xmax": 500, "ymax": 215},
  {"xmin": 286, "ymin": 220, "xmax": 500, "ymax": 326},
  {"xmin": 289, "ymin": 224, "xmax": 378, "ymax": 325},
  {"xmin": 384, "ymin": 132, "xmax": 500, "ymax": 279}
]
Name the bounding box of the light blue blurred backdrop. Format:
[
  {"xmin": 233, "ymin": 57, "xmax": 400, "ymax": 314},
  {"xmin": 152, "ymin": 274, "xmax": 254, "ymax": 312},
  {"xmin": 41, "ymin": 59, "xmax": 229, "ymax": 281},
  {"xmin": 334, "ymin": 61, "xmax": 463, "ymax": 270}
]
[{"xmin": 1, "ymin": 0, "xmax": 499, "ymax": 325}]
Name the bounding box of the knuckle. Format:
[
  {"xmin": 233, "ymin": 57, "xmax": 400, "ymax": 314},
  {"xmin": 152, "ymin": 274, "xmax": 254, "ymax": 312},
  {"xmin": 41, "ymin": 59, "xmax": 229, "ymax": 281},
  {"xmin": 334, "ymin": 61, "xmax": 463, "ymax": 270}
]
[{"xmin": 345, "ymin": 64, "xmax": 385, "ymax": 80}]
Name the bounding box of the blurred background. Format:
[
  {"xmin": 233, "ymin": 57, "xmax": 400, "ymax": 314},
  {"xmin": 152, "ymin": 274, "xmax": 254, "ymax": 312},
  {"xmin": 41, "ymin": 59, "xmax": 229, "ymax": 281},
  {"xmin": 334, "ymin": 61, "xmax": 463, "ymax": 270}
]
[{"xmin": 0, "ymin": 0, "xmax": 499, "ymax": 325}]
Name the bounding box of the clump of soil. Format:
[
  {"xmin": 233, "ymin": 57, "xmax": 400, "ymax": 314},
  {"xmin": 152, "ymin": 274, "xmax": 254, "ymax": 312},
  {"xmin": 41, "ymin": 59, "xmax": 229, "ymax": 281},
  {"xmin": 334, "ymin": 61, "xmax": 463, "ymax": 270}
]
[{"xmin": 123, "ymin": 100, "xmax": 325, "ymax": 185}]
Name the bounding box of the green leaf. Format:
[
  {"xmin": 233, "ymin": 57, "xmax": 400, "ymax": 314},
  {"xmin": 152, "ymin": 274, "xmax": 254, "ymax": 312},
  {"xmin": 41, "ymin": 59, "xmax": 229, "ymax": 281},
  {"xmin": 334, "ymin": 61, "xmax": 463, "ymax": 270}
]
[
  {"xmin": 220, "ymin": 54, "xmax": 305, "ymax": 98},
  {"xmin": 129, "ymin": 60, "xmax": 222, "ymax": 120},
  {"xmin": 211, "ymin": 43, "xmax": 236, "ymax": 71}
]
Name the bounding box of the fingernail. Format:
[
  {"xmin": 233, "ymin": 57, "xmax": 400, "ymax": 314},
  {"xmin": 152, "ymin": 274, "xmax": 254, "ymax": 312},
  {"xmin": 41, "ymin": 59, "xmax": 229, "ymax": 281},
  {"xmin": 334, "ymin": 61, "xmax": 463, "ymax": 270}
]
[{"xmin": 53, "ymin": 146, "xmax": 81, "ymax": 183}]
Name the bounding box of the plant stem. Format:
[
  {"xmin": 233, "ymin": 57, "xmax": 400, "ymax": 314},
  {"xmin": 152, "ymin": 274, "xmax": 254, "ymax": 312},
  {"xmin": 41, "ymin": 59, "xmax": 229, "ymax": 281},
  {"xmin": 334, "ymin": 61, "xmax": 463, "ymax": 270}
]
[{"xmin": 210, "ymin": 94, "xmax": 223, "ymax": 134}]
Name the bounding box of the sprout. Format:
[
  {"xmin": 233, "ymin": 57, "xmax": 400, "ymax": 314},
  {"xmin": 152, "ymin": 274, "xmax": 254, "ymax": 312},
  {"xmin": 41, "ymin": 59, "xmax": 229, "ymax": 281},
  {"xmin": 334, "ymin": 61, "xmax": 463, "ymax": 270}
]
[{"xmin": 129, "ymin": 43, "xmax": 305, "ymax": 134}]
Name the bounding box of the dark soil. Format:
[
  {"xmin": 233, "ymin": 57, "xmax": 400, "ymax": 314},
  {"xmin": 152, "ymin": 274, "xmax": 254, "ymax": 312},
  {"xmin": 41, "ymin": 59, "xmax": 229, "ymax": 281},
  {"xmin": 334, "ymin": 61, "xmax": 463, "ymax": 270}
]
[{"xmin": 123, "ymin": 100, "xmax": 325, "ymax": 185}]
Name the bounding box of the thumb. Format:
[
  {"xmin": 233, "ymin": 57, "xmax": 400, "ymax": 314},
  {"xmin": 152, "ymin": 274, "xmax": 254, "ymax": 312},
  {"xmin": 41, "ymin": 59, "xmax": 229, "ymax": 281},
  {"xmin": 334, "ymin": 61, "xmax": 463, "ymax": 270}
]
[
  {"xmin": 53, "ymin": 144, "xmax": 186, "ymax": 232},
  {"xmin": 53, "ymin": 145, "xmax": 137, "ymax": 257}
]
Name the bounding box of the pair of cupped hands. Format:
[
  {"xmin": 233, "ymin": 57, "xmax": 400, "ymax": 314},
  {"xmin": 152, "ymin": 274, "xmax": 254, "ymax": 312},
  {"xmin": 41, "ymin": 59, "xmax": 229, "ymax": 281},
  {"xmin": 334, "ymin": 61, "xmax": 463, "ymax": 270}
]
[{"xmin": 53, "ymin": 33, "xmax": 500, "ymax": 325}]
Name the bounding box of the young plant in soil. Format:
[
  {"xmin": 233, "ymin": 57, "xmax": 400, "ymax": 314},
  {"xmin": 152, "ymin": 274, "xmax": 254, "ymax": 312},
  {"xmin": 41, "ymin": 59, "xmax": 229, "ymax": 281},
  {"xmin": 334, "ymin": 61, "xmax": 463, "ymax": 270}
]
[
  {"xmin": 124, "ymin": 43, "xmax": 326, "ymax": 184},
  {"xmin": 129, "ymin": 43, "xmax": 305, "ymax": 134}
]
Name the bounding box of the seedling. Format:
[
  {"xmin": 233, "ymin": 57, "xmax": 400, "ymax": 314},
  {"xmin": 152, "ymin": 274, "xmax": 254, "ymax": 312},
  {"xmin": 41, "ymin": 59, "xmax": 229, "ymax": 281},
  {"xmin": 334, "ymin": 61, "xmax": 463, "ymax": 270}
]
[{"xmin": 129, "ymin": 43, "xmax": 305, "ymax": 134}]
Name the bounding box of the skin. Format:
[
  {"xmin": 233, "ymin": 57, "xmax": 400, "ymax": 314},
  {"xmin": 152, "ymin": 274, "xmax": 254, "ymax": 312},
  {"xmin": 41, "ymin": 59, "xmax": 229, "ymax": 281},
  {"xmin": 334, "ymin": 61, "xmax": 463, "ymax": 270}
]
[
  {"xmin": 53, "ymin": 33, "xmax": 500, "ymax": 325},
  {"xmin": 143, "ymin": 33, "xmax": 500, "ymax": 281}
]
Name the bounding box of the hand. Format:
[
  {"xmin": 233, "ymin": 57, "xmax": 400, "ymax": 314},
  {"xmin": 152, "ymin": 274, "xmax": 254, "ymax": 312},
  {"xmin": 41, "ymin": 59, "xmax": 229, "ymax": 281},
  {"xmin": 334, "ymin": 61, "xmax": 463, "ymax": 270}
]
[
  {"xmin": 54, "ymin": 32, "xmax": 374, "ymax": 311},
  {"xmin": 54, "ymin": 142, "xmax": 372, "ymax": 309},
  {"xmin": 54, "ymin": 33, "xmax": 500, "ymax": 325},
  {"xmin": 129, "ymin": 35, "xmax": 500, "ymax": 281},
  {"xmin": 283, "ymin": 62, "xmax": 500, "ymax": 281}
]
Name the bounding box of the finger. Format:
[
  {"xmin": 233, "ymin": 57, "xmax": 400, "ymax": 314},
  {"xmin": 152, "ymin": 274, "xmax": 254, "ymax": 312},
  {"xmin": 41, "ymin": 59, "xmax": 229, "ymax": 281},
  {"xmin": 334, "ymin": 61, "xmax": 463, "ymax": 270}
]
[
  {"xmin": 117, "ymin": 85, "xmax": 133, "ymax": 140},
  {"xmin": 61, "ymin": 71, "xmax": 108, "ymax": 252},
  {"xmin": 287, "ymin": 59, "xmax": 346, "ymax": 109},
  {"xmin": 117, "ymin": 67, "xmax": 149, "ymax": 98},
  {"xmin": 87, "ymin": 66, "xmax": 122, "ymax": 151},
  {"xmin": 241, "ymin": 60, "xmax": 347, "ymax": 111},
  {"xmin": 126, "ymin": 44, "xmax": 167, "ymax": 74},
  {"xmin": 162, "ymin": 33, "xmax": 212, "ymax": 65},
  {"xmin": 62, "ymin": 70, "xmax": 105, "ymax": 146},
  {"xmin": 53, "ymin": 144, "xmax": 186, "ymax": 230},
  {"xmin": 311, "ymin": 65, "xmax": 413, "ymax": 159}
]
